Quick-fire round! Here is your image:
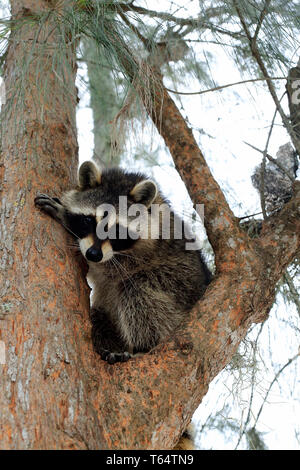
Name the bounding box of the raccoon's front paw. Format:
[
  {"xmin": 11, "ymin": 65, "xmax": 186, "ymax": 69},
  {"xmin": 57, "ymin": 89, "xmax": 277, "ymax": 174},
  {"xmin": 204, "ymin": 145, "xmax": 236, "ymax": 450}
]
[
  {"xmin": 100, "ymin": 349, "xmax": 132, "ymax": 364},
  {"xmin": 34, "ymin": 194, "xmax": 62, "ymax": 220}
]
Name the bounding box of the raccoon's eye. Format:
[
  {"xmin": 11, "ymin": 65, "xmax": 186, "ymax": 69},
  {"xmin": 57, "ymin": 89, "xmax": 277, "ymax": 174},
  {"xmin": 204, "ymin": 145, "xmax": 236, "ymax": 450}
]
[
  {"xmin": 64, "ymin": 213, "xmax": 96, "ymax": 239},
  {"xmin": 83, "ymin": 216, "xmax": 95, "ymax": 226},
  {"xmin": 82, "ymin": 216, "xmax": 97, "ymax": 234}
]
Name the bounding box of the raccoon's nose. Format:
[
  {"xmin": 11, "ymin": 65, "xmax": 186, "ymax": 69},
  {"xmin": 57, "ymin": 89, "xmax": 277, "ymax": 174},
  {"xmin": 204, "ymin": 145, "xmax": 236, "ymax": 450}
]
[{"xmin": 86, "ymin": 246, "xmax": 103, "ymax": 263}]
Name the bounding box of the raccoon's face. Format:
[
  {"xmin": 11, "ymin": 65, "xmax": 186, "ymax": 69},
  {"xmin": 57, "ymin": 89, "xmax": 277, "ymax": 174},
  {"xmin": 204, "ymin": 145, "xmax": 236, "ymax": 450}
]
[{"xmin": 61, "ymin": 161, "xmax": 158, "ymax": 263}]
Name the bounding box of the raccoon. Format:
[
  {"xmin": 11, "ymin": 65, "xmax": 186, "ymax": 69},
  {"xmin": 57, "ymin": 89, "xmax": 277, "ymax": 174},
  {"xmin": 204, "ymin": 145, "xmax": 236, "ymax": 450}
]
[{"xmin": 35, "ymin": 161, "xmax": 211, "ymax": 364}]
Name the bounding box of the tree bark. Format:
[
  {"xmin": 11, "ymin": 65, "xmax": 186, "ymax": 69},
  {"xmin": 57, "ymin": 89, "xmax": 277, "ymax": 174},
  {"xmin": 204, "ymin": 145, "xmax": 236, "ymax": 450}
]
[
  {"xmin": 0, "ymin": 2, "xmax": 299, "ymax": 450},
  {"xmin": 0, "ymin": 0, "xmax": 100, "ymax": 449}
]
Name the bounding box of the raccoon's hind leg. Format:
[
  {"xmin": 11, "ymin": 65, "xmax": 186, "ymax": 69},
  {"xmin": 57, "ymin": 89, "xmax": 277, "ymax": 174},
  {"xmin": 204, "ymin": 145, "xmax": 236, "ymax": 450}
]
[{"xmin": 90, "ymin": 308, "xmax": 132, "ymax": 364}]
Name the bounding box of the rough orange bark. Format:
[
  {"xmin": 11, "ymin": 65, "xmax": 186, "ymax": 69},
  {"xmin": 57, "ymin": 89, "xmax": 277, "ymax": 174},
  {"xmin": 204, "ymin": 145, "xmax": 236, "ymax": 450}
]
[
  {"xmin": 0, "ymin": 1, "xmax": 299, "ymax": 450},
  {"xmin": 0, "ymin": 0, "xmax": 101, "ymax": 449}
]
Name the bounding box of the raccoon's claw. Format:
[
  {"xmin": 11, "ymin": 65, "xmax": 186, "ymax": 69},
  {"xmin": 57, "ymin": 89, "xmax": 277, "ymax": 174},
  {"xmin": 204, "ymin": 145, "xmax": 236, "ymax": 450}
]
[
  {"xmin": 100, "ymin": 350, "xmax": 132, "ymax": 364},
  {"xmin": 34, "ymin": 194, "xmax": 62, "ymax": 219}
]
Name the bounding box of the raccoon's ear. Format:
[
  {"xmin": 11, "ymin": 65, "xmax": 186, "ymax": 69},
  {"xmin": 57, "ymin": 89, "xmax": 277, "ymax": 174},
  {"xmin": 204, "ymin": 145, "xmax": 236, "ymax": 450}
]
[
  {"xmin": 130, "ymin": 180, "xmax": 157, "ymax": 207},
  {"xmin": 78, "ymin": 161, "xmax": 102, "ymax": 189}
]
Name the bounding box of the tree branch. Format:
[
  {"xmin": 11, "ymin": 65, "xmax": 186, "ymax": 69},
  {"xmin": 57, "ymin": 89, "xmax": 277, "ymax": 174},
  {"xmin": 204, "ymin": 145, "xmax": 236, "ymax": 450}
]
[
  {"xmin": 243, "ymin": 141, "xmax": 294, "ymax": 183},
  {"xmin": 76, "ymin": 1, "xmax": 244, "ymax": 40},
  {"xmin": 165, "ymin": 76, "xmax": 287, "ymax": 96},
  {"xmin": 253, "ymin": 0, "xmax": 271, "ymax": 43},
  {"xmin": 116, "ymin": 3, "xmax": 225, "ymax": 26},
  {"xmin": 252, "ymin": 353, "xmax": 299, "ymax": 430},
  {"xmin": 284, "ymin": 271, "xmax": 300, "ymax": 317}
]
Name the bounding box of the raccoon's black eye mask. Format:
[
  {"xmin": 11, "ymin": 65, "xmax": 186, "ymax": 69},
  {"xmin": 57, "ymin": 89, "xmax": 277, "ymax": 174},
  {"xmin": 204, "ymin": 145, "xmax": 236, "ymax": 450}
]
[
  {"xmin": 96, "ymin": 222, "xmax": 138, "ymax": 251},
  {"xmin": 109, "ymin": 225, "xmax": 138, "ymax": 251},
  {"xmin": 65, "ymin": 212, "xmax": 97, "ymax": 239},
  {"xmin": 66, "ymin": 212, "xmax": 138, "ymax": 251}
]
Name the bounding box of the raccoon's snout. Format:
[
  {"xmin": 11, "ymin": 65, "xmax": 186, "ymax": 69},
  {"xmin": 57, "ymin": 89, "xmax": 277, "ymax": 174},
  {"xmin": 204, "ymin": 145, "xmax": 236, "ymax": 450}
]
[{"xmin": 86, "ymin": 246, "xmax": 103, "ymax": 263}]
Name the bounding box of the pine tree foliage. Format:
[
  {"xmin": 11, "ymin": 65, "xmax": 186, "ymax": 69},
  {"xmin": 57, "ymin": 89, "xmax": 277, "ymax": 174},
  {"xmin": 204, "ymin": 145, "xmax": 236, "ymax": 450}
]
[{"xmin": 80, "ymin": 38, "xmax": 125, "ymax": 165}]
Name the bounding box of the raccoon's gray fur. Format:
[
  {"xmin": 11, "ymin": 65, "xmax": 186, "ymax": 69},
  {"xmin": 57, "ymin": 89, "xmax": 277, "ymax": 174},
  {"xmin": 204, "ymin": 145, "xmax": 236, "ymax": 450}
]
[{"xmin": 35, "ymin": 161, "xmax": 211, "ymax": 364}]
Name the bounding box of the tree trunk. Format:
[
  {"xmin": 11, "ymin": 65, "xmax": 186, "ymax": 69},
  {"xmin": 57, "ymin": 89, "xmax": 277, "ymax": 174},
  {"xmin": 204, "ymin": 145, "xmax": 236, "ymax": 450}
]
[
  {"xmin": 0, "ymin": 2, "xmax": 299, "ymax": 450},
  {"xmin": 0, "ymin": 0, "xmax": 100, "ymax": 449}
]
